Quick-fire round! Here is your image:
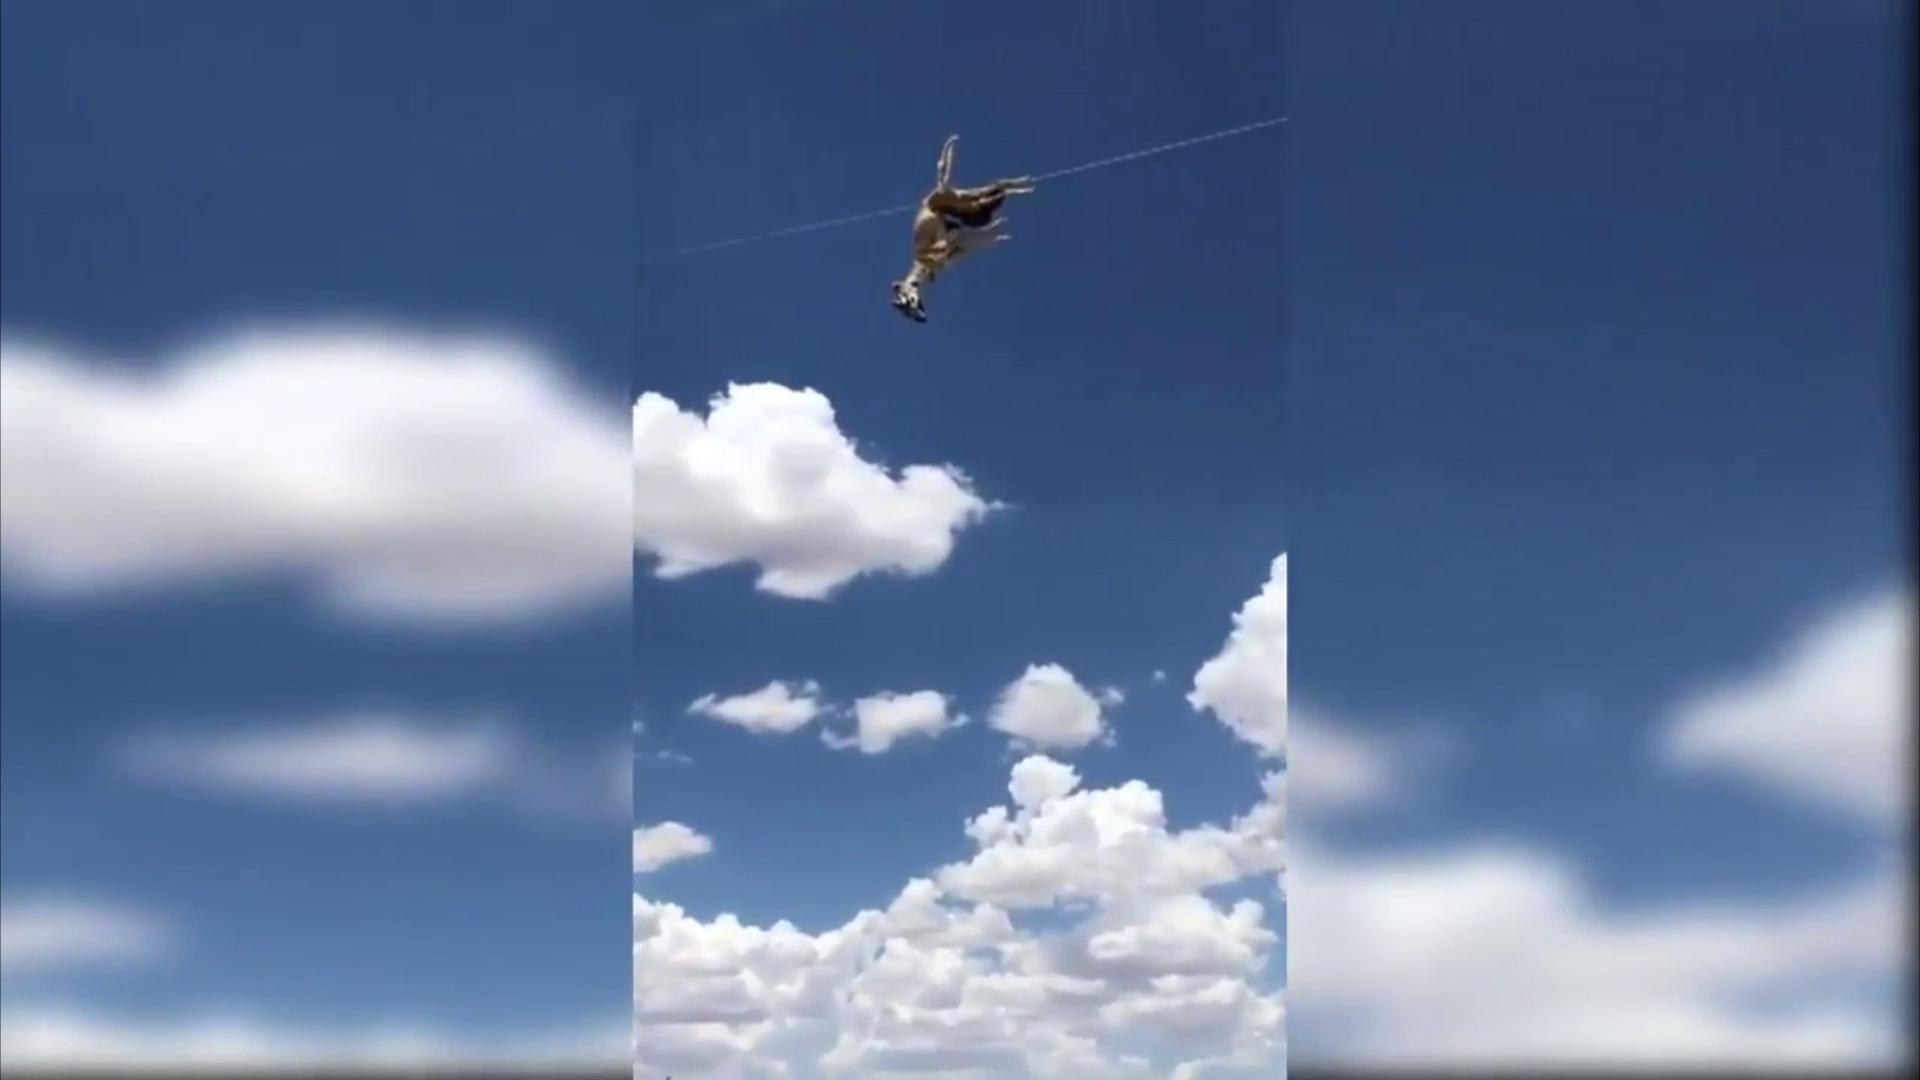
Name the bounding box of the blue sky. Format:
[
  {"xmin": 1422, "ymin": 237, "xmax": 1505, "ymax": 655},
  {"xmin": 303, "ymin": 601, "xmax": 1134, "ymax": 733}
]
[
  {"xmin": 1289, "ymin": 0, "xmax": 1906, "ymax": 890},
  {"xmin": 630, "ymin": 3, "xmax": 1289, "ymax": 1074},
  {"xmin": 634, "ymin": 0, "xmax": 1286, "ymax": 918},
  {"xmin": 1283, "ymin": 0, "xmax": 1908, "ymax": 1064},
  {"xmin": 1, "ymin": 0, "xmax": 1907, "ymax": 1075},
  {"xmin": 630, "ymin": 0, "xmax": 1907, "ymax": 1073}
]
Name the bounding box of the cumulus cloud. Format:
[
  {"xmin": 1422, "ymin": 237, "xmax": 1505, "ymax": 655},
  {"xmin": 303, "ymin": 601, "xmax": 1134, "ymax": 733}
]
[
  {"xmin": 939, "ymin": 757, "xmax": 1284, "ymax": 910},
  {"xmin": 0, "ymin": 333, "xmax": 997, "ymax": 623},
  {"xmin": 824, "ymin": 690, "xmax": 964, "ymax": 755},
  {"xmin": 0, "ymin": 897, "xmax": 172, "ymax": 977},
  {"xmin": 989, "ymin": 664, "xmax": 1112, "ymax": 750},
  {"xmin": 689, "ymin": 681, "xmax": 826, "ymax": 735},
  {"xmin": 0, "ymin": 1007, "xmax": 627, "ymax": 1072},
  {"xmin": 632, "ymin": 383, "xmax": 995, "ymax": 600},
  {"xmin": 0, "ymin": 328, "xmax": 630, "ymax": 623},
  {"xmin": 634, "ymin": 822, "xmax": 716, "ymax": 874},
  {"xmin": 689, "ymin": 668, "xmax": 1124, "ymax": 756},
  {"xmin": 1664, "ymin": 585, "xmax": 1912, "ymax": 824},
  {"xmin": 1189, "ymin": 555, "xmax": 1286, "ymax": 758},
  {"xmin": 633, "ymin": 758, "xmax": 1284, "ymax": 1078}
]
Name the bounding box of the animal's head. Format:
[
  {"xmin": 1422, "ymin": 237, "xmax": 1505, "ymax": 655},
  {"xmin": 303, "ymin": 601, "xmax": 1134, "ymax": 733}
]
[{"xmin": 890, "ymin": 279, "xmax": 927, "ymax": 323}]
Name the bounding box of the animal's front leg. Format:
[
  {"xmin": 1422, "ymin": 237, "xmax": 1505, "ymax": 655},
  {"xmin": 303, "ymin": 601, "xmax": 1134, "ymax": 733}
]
[{"xmin": 936, "ymin": 135, "xmax": 958, "ymax": 191}]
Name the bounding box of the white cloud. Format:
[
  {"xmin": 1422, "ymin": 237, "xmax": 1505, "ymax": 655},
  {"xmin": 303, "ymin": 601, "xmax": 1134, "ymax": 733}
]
[
  {"xmin": 989, "ymin": 664, "xmax": 1112, "ymax": 750},
  {"xmin": 0, "ymin": 328, "xmax": 630, "ymax": 623},
  {"xmin": 633, "ymin": 382, "xmax": 994, "ymax": 600},
  {"xmin": 1007, "ymin": 754, "xmax": 1083, "ymax": 811},
  {"xmin": 634, "ymin": 758, "xmax": 1284, "ymax": 1078},
  {"xmin": 1287, "ymin": 589, "xmax": 1912, "ymax": 1068},
  {"xmin": 119, "ymin": 713, "xmax": 518, "ymax": 804},
  {"xmin": 0, "ymin": 897, "xmax": 172, "ymax": 977},
  {"xmin": 0, "ymin": 334, "xmax": 994, "ymax": 622},
  {"xmin": 0, "ymin": 1007, "xmax": 627, "ymax": 1072},
  {"xmin": 1289, "ymin": 837, "xmax": 1906, "ymax": 1067},
  {"xmin": 1665, "ymin": 585, "xmax": 1912, "ymax": 824},
  {"xmin": 1288, "ymin": 706, "xmax": 1399, "ymax": 814},
  {"xmin": 691, "ymin": 682, "xmax": 969, "ymax": 754},
  {"xmin": 635, "ymin": 822, "xmax": 716, "ymax": 874},
  {"xmin": 689, "ymin": 681, "xmax": 826, "ymax": 735},
  {"xmin": 117, "ymin": 712, "xmax": 629, "ymax": 826},
  {"xmin": 827, "ymin": 690, "xmax": 962, "ymax": 755},
  {"xmin": 1189, "ymin": 555, "xmax": 1286, "ymax": 758},
  {"xmin": 940, "ymin": 757, "xmax": 1284, "ymax": 910}
]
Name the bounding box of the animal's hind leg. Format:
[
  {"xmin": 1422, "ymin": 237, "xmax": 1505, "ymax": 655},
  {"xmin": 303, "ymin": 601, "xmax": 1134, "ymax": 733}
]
[
  {"xmin": 951, "ymin": 224, "xmax": 1010, "ymax": 255},
  {"xmin": 956, "ymin": 221, "xmax": 1005, "ymax": 247},
  {"xmin": 950, "ymin": 180, "xmax": 1029, "ymax": 210}
]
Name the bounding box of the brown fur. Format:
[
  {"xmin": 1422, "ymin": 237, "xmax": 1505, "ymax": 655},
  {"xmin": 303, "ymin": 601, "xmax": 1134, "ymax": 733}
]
[{"xmin": 899, "ymin": 135, "xmax": 1034, "ymax": 295}]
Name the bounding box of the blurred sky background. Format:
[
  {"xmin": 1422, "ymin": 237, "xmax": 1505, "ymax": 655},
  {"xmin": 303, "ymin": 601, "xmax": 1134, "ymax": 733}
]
[
  {"xmin": 1287, "ymin": 0, "xmax": 1910, "ymax": 1066},
  {"xmin": 2, "ymin": 0, "xmax": 637, "ymax": 1068}
]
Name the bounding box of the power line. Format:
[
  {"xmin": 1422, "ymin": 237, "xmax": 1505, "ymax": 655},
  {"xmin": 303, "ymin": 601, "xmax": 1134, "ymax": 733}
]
[
  {"xmin": 1030, "ymin": 115, "xmax": 1288, "ymax": 182},
  {"xmin": 665, "ymin": 115, "xmax": 1287, "ymax": 259}
]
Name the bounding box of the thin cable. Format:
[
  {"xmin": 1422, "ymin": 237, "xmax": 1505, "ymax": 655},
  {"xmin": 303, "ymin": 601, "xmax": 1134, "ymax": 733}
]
[
  {"xmin": 1030, "ymin": 115, "xmax": 1288, "ymax": 183},
  {"xmin": 673, "ymin": 201, "xmax": 922, "ymax": 257},
  {"xmin": 667, "ymin": 114, "xmax": 1287, "ymax": 258}
]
